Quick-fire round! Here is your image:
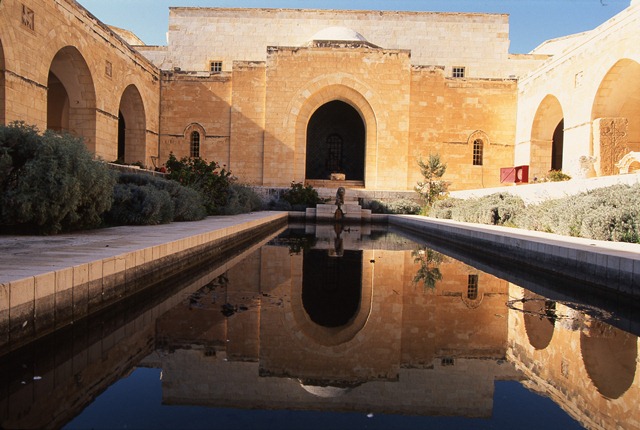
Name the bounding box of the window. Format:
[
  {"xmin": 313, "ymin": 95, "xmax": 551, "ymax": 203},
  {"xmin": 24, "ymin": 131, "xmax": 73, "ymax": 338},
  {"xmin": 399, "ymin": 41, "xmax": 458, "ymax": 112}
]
[
  {"xmin": 441, "ymin": 357, "xmax": 455, "ymax": 366},
  {"xmin": 467, "ymin": 274, "xmax": 479, "ymax": 300},
  {"xmin": 190, "ymin": 131, "xmax": 200, "ymax": 158},
  {"xmin": 473, "ymin": 139, "xmax": 483, "ymax": 166},
  {"xmin": 210, "ymin": 61, "xmax": 222, "ymax": 73},
  {"xmin": 452, "ymin": 66, "xmax": 465, "ymax": 78}
]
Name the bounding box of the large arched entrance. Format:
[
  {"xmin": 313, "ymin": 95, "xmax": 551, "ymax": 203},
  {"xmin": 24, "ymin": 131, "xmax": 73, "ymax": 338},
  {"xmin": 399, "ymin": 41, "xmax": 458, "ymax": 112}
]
[
  {"xmin": 306, "ymin": 100, "xmax": 365, "ymax": 182},
  {"xmin": 118, "ymin": 84, "xmax": 147, "ymax": 166},
  {"xmin": 47, "ymin": 46, "xmax": 96, "ymax": 149},
  {"xmin": 530, "ymin": 95, "xmax": 564, "ymax": 179},
  {"xmin": 591, "ymin": 59, "xmax": 640, "ymax": 176},
  {"xmin": 0, "ymin": 39, "xmax": 5, "ymax": 125}
]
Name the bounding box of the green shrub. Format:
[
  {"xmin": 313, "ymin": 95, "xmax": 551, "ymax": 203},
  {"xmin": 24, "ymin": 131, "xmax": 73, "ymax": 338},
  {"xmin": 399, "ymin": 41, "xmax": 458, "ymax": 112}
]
[
  {"xmin": 0, "ymin": 122, "xmax": 115, "ymax": 234},
  {"xmin": 165, "ymin": 153, "xmax": 232, "ymax": 215},
  {"xmin": 116, "ymin": 172, "xmax": 206, "ymax": 222},
  {"xmin": 432, "ymin": 193, "xmax": 525, "ymax": 226},
  {"xmin": 362, "ymin": 198, "xmax": 422, "ymax": 214},
  {"xmin": 105, "ymin": 183, "xmax": 173, "ymax": 225},
  {"xmin": 281, "ymin": 182, "xmax": 323, "ymax": 210},
  {"xmin": 221, "ymin": 183, "xmax": 264, "ymax": 215},
  {"xmin": 544, "ymin": 170, "xmax": 572, "ymax": 182},
  {"xmin": 415, "ymin": 154, "xmax": 448, "ymax": 207}
]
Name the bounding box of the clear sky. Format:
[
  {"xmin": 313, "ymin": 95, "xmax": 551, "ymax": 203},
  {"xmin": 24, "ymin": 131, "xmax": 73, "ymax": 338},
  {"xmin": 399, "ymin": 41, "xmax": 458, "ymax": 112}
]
[{"xmin": 77, "ymin": 0, "xmax": 630, "ymax": 53}]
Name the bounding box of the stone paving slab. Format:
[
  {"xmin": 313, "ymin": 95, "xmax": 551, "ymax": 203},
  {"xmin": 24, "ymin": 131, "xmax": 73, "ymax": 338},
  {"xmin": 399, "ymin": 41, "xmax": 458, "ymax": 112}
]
[{"xmin": 0, "ymin": 212, "xmax": 287, "ymax": 284}]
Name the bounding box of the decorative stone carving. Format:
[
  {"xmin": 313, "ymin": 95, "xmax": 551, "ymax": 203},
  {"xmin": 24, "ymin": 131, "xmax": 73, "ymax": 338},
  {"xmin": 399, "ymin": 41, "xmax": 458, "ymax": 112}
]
[
  {"xmin": 616, "ymin": 151, "xmax": 640, "ymax": 174},
  {"xmin": 577, "ymin": 155, "xmax": 597, "ymax": 179},
  {"xmin": 592, "ymin": 118, "xmax": 629, "ymax": 176}
]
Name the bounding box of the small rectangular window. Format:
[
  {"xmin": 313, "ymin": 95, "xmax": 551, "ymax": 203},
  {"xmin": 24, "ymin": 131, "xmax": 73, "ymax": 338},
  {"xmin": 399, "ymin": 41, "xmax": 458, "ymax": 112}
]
[
  {"xmin": 210, "ymin": 61, "xmax": 222, "ymax": 73},
  {"xmin": 467, "ymin": 274, "xmax": 479, "ymax": 300},
  {"xmin": 473, "ymin": 139, "xmax": 484, "ymax": 166},
  {"xmin": 452, "ymin": 66, "xmax": 465, "ymax": 78}
]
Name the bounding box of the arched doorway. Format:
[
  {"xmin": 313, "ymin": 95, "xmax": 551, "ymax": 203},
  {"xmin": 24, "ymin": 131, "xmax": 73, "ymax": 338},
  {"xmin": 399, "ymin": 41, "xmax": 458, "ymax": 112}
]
[
  {"xmin": 0, "ymin": 39, "xmax": 5, "ymax": 125},
  {"xmin": 591, "ymin": 59, "xmax": 640, "ymax": 176},
  {"xmin": 306, "ymin": 100, "xmax": 365, "ymax": 181},
  {"xmin": 530, "ymin": 95, "xmax": 564, "ymax": 180},
  {"xmin": 118, "ymin": 84, "xmax": 146, "ymax": 166},
  {"xmin": 47, "ymin": 46, "xmax": 96, "ymax": 150}
]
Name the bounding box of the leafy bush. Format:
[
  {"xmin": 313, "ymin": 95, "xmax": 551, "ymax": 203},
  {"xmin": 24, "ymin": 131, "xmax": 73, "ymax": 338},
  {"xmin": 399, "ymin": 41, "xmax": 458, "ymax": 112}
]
[
  {"xmin": 362, "ymin": 198, "xmax": 422, "ymax": 214},
  {"xmin": 544, "ymin": 170, "xmax": 571, "ymax": 182},
  {"xmin": 115, "ymin": 173, "xmax": 206, "ymax": 222},
  {"xmin": 220, "ymin": 183, "xmax": 264, "ymax": 215},
  {"xmin": 0, "ymin": 122, "xmax": 115, "ymax": 234},
  {"xmin": 281, "ymin": 182, "xmax": 323, "ymax": 210},
  {"xmin": 415, "ymin": 154, "xmax": 448, "ymax": 208},
  {"xmin": 165, "ymin": 153, "xmax": 232, "ymax": 215},
  {"xmin": 432, "ymin": 193, "xmax": 525, "ymax": 226},
  {"xmin": 105, "ymin": 182, "xmax": 173, "ymax": 225}
]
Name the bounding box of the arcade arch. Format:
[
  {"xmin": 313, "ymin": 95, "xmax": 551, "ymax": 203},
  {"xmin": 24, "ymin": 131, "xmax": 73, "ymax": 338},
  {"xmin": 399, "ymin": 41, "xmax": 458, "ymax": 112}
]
[
  {"xmin": 0, "ymin": 39, "xmax": 5, "ymax": 125},
  {"xmin": 591, "ymin": 59, "xmax": 640, "ymax": 176},
  {"xmin": 47, "ymin": 46, "xmax": 97, "ymax": 150},
  {"xmin": 530, "ymin": 95, "xmax": 564, "ymax": 179},
  {"xmin": 118, "ymin": 84, "xmax": 146, "ymax": 165},
  {"xmin": 306, "ymin": 100, "xmax": 365, "ymax": 181},
  {"xmin": 523, "ymin": 292, "xmax": 556, "ymax": 350}
]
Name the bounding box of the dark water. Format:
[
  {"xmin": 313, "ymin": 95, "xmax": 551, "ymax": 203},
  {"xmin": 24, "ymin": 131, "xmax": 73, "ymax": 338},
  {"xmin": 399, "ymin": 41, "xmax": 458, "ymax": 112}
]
[{"xmin": 1, "ymin": 224, "xmax": 637, "ymax": 429}]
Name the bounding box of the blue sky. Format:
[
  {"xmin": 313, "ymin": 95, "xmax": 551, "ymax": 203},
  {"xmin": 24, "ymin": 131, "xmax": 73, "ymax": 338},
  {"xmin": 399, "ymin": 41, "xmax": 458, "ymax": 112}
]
[{"xmin": 78, "ymin": 0, "xmax": 630, "ymax": 53}]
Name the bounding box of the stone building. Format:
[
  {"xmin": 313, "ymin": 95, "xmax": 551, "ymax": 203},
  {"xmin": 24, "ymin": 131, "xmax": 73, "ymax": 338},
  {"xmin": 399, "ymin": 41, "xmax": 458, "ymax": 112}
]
[{"xmin": 0, "ymin": 0, "xmax": 639, "ymax": 192}]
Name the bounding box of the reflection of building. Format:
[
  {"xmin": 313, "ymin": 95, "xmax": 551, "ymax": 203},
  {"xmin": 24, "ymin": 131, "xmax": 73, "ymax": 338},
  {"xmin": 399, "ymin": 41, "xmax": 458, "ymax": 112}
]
[
  {"xmin": 152, "ymin": 228, "xmax": 516, "ymax": 417},
  {"xmin": 507, "ymin": 285, "xmax": 640, "ymax": 429},
  {"xmin": 2, "ymin": 2, "xmax": 639, "ymax": 190}
]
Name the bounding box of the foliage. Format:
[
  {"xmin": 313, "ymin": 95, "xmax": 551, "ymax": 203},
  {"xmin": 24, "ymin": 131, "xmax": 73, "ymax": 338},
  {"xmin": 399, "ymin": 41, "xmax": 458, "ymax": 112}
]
[
  {"xmin": 415, "ymin": 154, "xmax": 449, "ymax": 209},
  {"xmin": 105, "ymin": 182, "xmax": 174, "ymax": 226},
  {"xmin": 281, "ymin": 182, "xmax": 323, "ymax": 211},
  {"xmin": 543, "ymin": 170, "xmax": 571, "ymax": 182},
  {"xmin": 165, "ymin": 153, "xmax": 233, "ymax": 215},
  {"xmin": 362, "ymin": 198, "xmax": 422, "ymax": 214},
  {"xmin": 110, "ymin": 172, "xmax": 207, "ymax": 222},
  {"xmin": 412, "ymin": 246, "xmax": 446, "ymax": 290},
  {"xmin": 432, "ymin": 193, "xmax": 525, "ymax": 226},
  {"xmin": 0, "ymin": 122, "xmax": 115, "ymax": 234},
  {"xmin": 220, "ymin": 183, "xmax": 264, "ymax": 215}
]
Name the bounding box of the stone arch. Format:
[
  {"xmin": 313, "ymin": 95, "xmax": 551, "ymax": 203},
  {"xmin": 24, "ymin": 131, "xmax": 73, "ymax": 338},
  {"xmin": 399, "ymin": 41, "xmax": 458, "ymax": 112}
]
[
  {"xmin": 184, "ymin": 123, "xmax": 206, "ymax": 159},
  {"xmin": 522, "ymin": 292, "xmax": 556, "ymax": 350},
  {"xmin": 291, "ymin": 79, "xmax": 378, "ymax": 187},
  {"xmin": 530, "ymin": 95, "xmax": 564, "ymax": 179},
  {"xmin": 0, "ymin": 38, "xmax": 5, "ymax": 125},
  {"xmin": 581, "ymin": 320, "xmax": 637, "ymax": 399},
  {"xmin": 289, "ymin": 252, "xmax": 373, "ymax": 347},
  {"xmin": 306, "ymin": 101, "xmax": 365, "ymax": 181},
  {"xmin": 118, "ymin": 84, "xmax": 146, "ymax": 166},
  {"xmin": 591, "ymin": 59, "xmax": 640, "ymax": 176},
  {"xmin": 47, "ymin": 46, "xmax": 97, "ymax": 151}
]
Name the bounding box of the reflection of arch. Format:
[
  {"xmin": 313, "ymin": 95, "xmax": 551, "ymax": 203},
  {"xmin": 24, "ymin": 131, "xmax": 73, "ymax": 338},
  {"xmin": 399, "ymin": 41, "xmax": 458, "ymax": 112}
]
[
  {"xmin": 523, "ymin": 292, "xmax": 555, "ymax": 350},
  {"xmin": 592, "ymin": 59, "xmax": 640, "ymax": 176},
  {"xmin": 306, "ymin": 101, "xmax": 365, "ymax": 180},
  {"xmin": 581, "ymin": 320, "xmax": 637, "ymax": 399},
  {"xmin": 461, "ymin": 274, "xmax": 483, "ymax": 309},
  {"xmin": 531, "ymin": 95, "xmax": 564, "ymax": 178},
  {"xmin": 0, "ymin": 38, "xmax": 5, "ymax": 125},
  {"xmin": 118, "ymin": 84, "xmax": 146, "ymax": 165},
  {"xmin": 290, "ymin": 252, "xmax": 372, "ymax": 347},
  {"xmin": 291, "ymin": 80, "xmax": 377, "ymax": 186},
  {"xmin": 47, "ymin": 46, "xmax": 97, "ymax": 150}
]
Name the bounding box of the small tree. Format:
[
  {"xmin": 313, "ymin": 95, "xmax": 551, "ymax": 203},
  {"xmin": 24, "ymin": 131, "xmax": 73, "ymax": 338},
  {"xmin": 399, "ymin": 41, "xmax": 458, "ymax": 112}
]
[{"xmin": 415, "ymin": 154, "xmax": 448, "ymax": 208}]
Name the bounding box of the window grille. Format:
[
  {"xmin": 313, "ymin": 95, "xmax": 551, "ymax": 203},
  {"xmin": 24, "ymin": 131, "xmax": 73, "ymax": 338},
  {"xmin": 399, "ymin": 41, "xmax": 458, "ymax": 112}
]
[
  {"xmin": 467, "ymin": 274, "xmax": 479, "ymax": 300},
  {"xmin": 452, "ymin": 66, "xmax": 465, "ymax": 78},
  {"xmin": 210, "ymin": 61, "xmax": 222, "ymax": 73},
  {"xmin": 190, "ymin": 131, "xmax": 200, "ymax": 158},
  {"xmin": 473, "ymin": 139, "xmax": 483, "ymax": 166}
]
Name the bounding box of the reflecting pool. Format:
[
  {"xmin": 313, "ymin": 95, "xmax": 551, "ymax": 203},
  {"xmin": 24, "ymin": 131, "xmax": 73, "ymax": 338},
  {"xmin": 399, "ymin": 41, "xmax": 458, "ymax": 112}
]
[{"xmin": 1, "ymin": 223, "xmax": 638, "ymax": 429}]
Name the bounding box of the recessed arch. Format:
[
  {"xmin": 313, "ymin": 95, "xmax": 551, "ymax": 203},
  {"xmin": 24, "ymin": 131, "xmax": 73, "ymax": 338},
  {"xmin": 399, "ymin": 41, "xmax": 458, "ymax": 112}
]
[
  {"xmin": 306, "ymin": 100, "xmax": 365, "ymax": 181},
  {"xmin": 581, "ymin": 320, "xmax": 637, "ymax": 399},
  {"xmin": 292, "ymin": 81, "xmax": 378, "ymax": 187},
  {"xmin": 47, "ymin": 46, "xmax": 97, "ymax": 150},
  {"xmin": 118, "ymin": 84, "xmax": 146, "ymax": 166},
  {"xmin": 530, "ymin": 95, "xmax": 564, "ymax": 178},
  {"xmin": 591, "ymin": 59, "xmax": 640, "ymax": 175},
  {"xmin": 0, "ymin": 38, "xmax": 5, "ymax": 125},
  {"xmin": 183, "ymin": 123, "xmax": 206, "ymax": 159}
]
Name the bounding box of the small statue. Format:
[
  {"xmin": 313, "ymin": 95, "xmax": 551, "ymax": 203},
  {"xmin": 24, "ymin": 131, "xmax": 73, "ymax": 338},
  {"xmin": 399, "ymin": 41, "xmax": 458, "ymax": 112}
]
[{"xmin": 335, "ymin": 187, "xmax": 345, "ymax": 206}]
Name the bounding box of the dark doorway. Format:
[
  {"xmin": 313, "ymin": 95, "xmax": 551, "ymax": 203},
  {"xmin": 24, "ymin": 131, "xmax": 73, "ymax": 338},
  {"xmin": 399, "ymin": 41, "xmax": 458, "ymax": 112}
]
[
  {"xmin": 302, "ymin": 249, "xmax": 362, "ymax": 327},
  {"xmin": 117, "ymin": 111, "xmax": 126, "ymax": 162},
  {"xmin": 306, "ymin": 100, "xmax": 365, "ymax": 181},
  {"xmin": 551, "ymin": 119, "xmax": 564, "ymax": 171}
]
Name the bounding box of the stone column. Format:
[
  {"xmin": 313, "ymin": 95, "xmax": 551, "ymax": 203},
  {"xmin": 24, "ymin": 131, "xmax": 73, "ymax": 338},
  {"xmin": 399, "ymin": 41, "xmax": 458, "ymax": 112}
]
[{"xmin": 592, "ymin": 117, "xmax": 628, "ymax": 176}]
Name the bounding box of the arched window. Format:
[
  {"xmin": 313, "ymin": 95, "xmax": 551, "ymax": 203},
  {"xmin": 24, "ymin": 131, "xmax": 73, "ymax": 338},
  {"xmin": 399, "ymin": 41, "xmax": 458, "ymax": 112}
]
[
  {"xmin": 190, "ymin": 131, "xmax": 200, "ymax": 158},
  {"xmin": 473, "ymin": 139, "xmax": 483, "ymax": 166}
]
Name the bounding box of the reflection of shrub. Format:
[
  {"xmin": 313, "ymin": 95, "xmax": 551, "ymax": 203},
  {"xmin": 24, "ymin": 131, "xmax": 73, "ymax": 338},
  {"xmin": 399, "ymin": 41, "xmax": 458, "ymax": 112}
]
[
  {"xmin": 362, "ymin": 199, "xmax": 422, "ymax": 214},
  {"xmin": 0, "ymin": 122, "xmax": 115, "ymax": 234}
]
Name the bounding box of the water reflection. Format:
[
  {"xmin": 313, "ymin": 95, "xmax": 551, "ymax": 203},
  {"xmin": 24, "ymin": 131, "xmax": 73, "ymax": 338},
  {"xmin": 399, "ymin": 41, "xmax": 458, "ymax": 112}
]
[{"xmin": 0, "ymin": 224, "xmax": 638, "ymax": 429}]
